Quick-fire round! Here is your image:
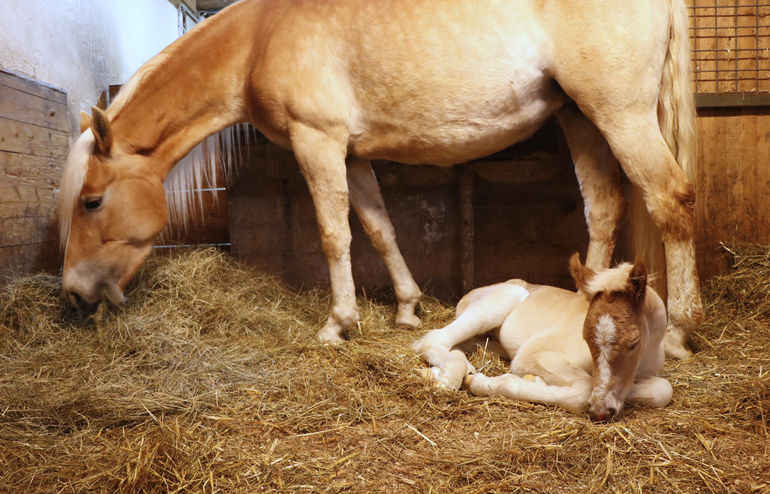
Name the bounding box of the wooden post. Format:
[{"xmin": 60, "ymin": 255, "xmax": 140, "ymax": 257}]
[{"xmin": 458, "ymin": 165, "xmax": 474, "ymax": 295}]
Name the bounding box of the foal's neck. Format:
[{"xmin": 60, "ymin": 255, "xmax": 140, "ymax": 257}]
[{"xmin": 106, "ymin": 3, "xmax": 253, "ymax": 179}]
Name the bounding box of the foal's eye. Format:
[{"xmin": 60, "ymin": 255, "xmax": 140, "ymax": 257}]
[
  {"xmin": 629, "ymin": 340, "xmax": 640, "ymax": 350},
  {"xmin": 84, "ymin": 197, "xmax": 103, "ymax": 211}
]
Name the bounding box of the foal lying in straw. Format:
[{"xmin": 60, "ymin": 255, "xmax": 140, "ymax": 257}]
[{"xmin": 413, "ymin": 254, "xmax": 672, "ymax": 421}]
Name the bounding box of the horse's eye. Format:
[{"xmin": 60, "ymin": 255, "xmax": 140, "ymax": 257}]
[
  {"xmin": 84, "ymin": 197, "xmax": 103, "ymax": 211},
  {"xmin": 629, "ymin": 340, "xmax": 640, "ymax": 350}
]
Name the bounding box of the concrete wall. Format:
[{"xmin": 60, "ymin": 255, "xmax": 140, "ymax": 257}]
[{"xmin": 0, "ymin": 0, "xmax": 180, "ymax": 137}]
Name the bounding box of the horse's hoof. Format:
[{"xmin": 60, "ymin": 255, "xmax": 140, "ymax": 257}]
[
  {"xmin": 663, "ymin": 326, "xmax": 692, "ymax": 360},
  {"xmin": 316, "ymin": 327, "xmax": 346, "ymax": 345},
  {"xmin": 396, "ymin": 313, "xmax": 422, "ymax": 330}
]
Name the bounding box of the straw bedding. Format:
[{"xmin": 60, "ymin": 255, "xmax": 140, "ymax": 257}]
[{"xmin": 1, "ymin": 245, "xmax": 768, "ymax": 493}]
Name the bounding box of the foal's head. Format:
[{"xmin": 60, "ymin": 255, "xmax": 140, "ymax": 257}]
[
  {"xmin": 59, "ymin": 108, "xmax": 168, "ymax": 313},
  {"xmin": 569, "ymin": 253, "xmax": 650, "ymax": 421}
]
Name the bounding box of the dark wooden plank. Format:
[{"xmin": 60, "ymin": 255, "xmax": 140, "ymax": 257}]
[
  {"xmin": 0, "ymin": 83, "xmax": 69, "ymax": 131},
  {"xmin": 0, "ymin": 242, "xmax": 60, "ymax": 283},
  {"xmin": 0, "ymin": 216, "xmax": 58, "ymax": 248}
]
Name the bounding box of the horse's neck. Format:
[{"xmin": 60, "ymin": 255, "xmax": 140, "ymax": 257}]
[{"xmin": 107, "ymin": 3, "xmax": 254, "ymax": 179}]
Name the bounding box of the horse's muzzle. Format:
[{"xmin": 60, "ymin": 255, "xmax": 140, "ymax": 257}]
[{"xmin": 68, "ymin": 291, "xmax": 100, "ymax": 314}]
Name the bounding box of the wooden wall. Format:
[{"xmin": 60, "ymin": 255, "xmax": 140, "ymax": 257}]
[
  {"xmin": 228, "ymin": 120, "xmax": 599, "ymax": 299},
  {"xmin": 0, "ymin": 70, "xmax": 68, "ymax": 283},
  {"xmin": 694, "ymin": 106, "xmax": 770, "ymax": 278}
]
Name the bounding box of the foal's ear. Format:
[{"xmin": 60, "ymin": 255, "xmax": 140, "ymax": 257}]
[
  {"xmin": 569, "ymin": 252, "xmax": 595, "ymax": 294},
  {"xmin": 80, "ymin": 111, "xmax": 92, "ymax": 134},
  {"xmin": 627, "ymin": 258, "xmax": 647, "ymax": 305},
  {"xmin": 90, "ymin": 106, "xmax": 113, "ymax": 155}
]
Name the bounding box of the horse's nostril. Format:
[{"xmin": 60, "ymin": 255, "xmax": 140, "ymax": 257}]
[
  {"xmin": 608, "ymin": 407, "xmax": 618, "ymax": 418},
  {"xmin": 69, "ymin": 291, "xmax": 99, "ymax": 314}
]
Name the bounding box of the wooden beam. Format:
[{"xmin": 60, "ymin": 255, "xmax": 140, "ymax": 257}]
[
  {"xmin": 458, "ymin": 165, "xmax": 475, "ymax": 294},
  {"xmin": 695, "ymin": 92, "xmax": 770, "ymax": 108},
  {"xmin": 197, "ymin": 0, "xmax": 238, "ymax": 11}
]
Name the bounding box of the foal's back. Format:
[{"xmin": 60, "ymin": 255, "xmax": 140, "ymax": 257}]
[{"xmin": 495, "ymin": 283, "xmax": 593, "ymax": 371}]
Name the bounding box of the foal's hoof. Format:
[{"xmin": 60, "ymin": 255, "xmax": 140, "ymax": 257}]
[{"xmin": 462, "ymin": 373, "xmax": 475, "ymax": 389}]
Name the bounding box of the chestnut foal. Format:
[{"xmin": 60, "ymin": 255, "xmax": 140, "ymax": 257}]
[{"xmin": 413, "ymin": 254, "xmax": 672, "ymax": 420}]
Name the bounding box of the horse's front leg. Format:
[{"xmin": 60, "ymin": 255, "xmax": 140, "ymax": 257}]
[
  {"xmin": 347, "ymin": 157, "xmax": 421, "ymax": 329},
  {"xmin": 557, "ymin": 106, "xmax": 625, "ymax": 271},
  {"xmin": 290, "ymin": 123, "xmax": 357, "ymax": 343}
]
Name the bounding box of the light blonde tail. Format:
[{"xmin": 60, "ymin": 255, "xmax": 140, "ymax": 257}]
[{"xmin": 630, "ymin": 0, "xmax": 696, "ymax": 297}]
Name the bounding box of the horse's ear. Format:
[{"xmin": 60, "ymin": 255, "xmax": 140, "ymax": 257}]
[
  {"xmin": 80, "ymin": 111, "xmax": 93, "ymax": 134},
  {"xmin": 90, "ymin": 106, "xmax": 112, "ymax": 155},
  {"xmin": 627, "ymin": 258, "xmax": 647, "ymax": 305},
  {"xmin": 569, "ymin": 252, "xmax": 595, "ymax": 294}
]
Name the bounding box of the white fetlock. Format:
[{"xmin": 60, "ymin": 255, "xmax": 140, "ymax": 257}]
[
  {"xmin": 316, "ymin": 320, "xmax": 346, "ymax": 344},
  {"xmin": 663, "ymin": 324, "xmax": 692, "ymax": 360},
  {"xmin": 395, "ymin": 310, "xmax": 421, "ymax": 330}
]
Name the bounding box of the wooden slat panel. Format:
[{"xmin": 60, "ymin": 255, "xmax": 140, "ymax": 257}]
[
  {"xmin": 0, "ymin": 242, "xmax": 60, "ymax": 280},
  {"xmin": 0, "ymin": 83, "xmax": 69, "ymax": 131},
  {"xmin": 0, "ymin": 119, "xmax": 69, "ymax": 159},
  {"xmin": 694, "ymin": 107, "xmax": 770, "ymax": 279},
  {"xmin": 0, "ymin": 151, "xmax": 60, "ymax": 188},
  {"xmin": 0, "ymin": 184, "xmax": 57, "ymax": 218},
  {"xmin": 0, "ymin": 70, "xmax": 67, "ymax": 105},
  {"xmin": 0, "ymin": 71, "xmax": 68, "ymax": 283}
]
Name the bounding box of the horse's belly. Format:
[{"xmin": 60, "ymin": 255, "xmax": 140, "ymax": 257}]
[{"xmin": 350, "ymin": 78, "xmax": 564, "ymax": 166}]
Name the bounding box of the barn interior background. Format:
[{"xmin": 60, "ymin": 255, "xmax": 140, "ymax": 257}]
[{"xmin": 0, "ymin": 0, "xmax": 768, "ymax": 298}]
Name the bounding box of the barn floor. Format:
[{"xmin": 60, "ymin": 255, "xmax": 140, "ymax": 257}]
[{"xmin": 1, "ymin": 246, "xmax": 768, "ymax": 493}]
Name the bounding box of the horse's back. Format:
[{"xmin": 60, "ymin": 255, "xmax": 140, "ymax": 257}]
[{"xmin": 248, "ymin": 0, "xmax": 567, "ymax": 165}]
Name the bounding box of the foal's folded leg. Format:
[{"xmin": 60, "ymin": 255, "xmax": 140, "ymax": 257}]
[
  {"xmin": 626, "ymin": 376, "xmax": 673, "ymax": 408},
  {"xmin": 412, "ymin": 283, "xmax": 529, "ymax": 390}
]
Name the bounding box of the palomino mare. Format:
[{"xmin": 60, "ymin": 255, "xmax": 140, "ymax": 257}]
[
  {"xmin": 59, "ymin": 0, "xmax": 702, "ymax": 355},
  {"xmin": 412, "ymin": 254, "xmax": 672, "ymax": 420}
]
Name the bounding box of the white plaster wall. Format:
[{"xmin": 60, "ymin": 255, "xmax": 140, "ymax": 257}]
[{"xmin": 0, "ymin": 0, "xmax": 180, "ymax": 137}]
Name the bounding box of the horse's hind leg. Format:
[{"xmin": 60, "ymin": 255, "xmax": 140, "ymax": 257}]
[
  {"xmin": 589, "ymin": 114, "xmax": 701, "ymax": 359},
  {"xmin": 557, "ymin": 106, "xmax": 624, "ymax": 271},
  {"xmin": 290, "ymin": 123, "xmax": 357, "ymax": 343},
  {"xmin": 347, "ymin": 157, "xmax": 422, "ymax": 329},
  {"xmin": 412, "ymin": 283, "xmax": 529, "ymax": 390}
]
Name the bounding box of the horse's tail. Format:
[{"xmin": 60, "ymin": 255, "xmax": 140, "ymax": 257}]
[{"xmin": 630, "ymin": 0, "xmax": 696, "ymax": 296}]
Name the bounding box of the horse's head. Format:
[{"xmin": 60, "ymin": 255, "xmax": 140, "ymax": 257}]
[
  {"xmin": 60, "ymin": 108, "xmax": 168, "ymax": 313},
  {"xmin": 569, "ymin": 253, "xmax": 649, "ymax": 422}
]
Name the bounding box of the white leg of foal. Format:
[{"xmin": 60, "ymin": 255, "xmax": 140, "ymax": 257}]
[
  {"xmin": 465, "ymin": 373, "xmax": 593, "ymax": 414},
  {"xmin": 291, "ymin": 123, "xmax": 357, "ymax": 344},
  {"xmin": 557, "ymin": 106, "xmax": 624, "ymax": 271},
  {"xmin": 413, "ymin": 283, "xmax": 529, "ymax": 390},
  {"xmin": 347, "ymin": 157, "xmax": 422, "ymax": 329},
  {"xmin": 626, "ymin": 376, "xmax": 673, "ymax": 408}
]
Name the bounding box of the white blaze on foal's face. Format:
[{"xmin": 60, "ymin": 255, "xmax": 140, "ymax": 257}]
[{"xmin": 569, "ymin": 253, "xmax": 648, "ymax": 421}]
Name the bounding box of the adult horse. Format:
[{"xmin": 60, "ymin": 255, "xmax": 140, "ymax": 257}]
[
  {"xmin": 60, "ymin": 0, "xmax": 702, "ymax": 355},
  {"xmin": 412, "ymin": 254, "xmax": 672, "ymax": 421}
]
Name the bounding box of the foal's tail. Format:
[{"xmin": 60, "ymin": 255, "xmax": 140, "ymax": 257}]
[{"xmin": 630, "ymin": 0, "xmax": 696, "ymax": 296}]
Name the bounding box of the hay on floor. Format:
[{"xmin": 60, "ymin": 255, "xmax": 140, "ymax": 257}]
[{"xmin": 0, "ymin": 246, "xmax": 768, "ymax": 493}]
